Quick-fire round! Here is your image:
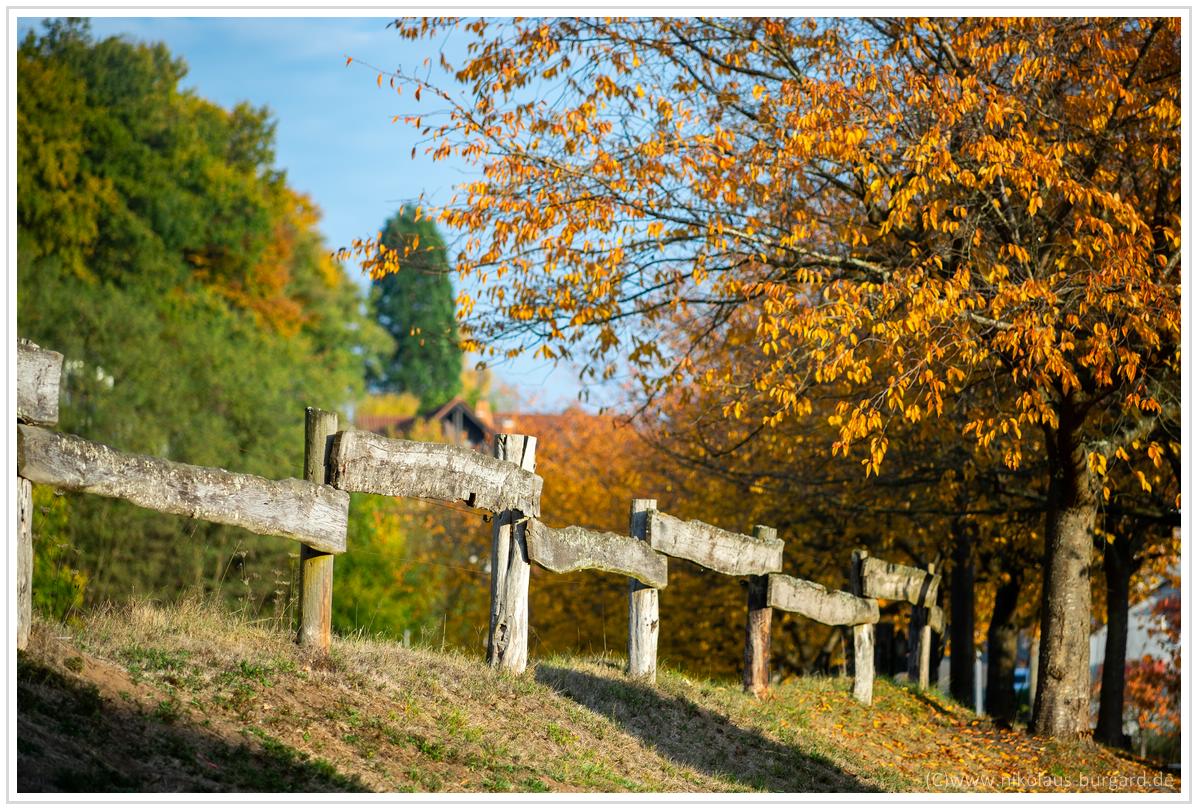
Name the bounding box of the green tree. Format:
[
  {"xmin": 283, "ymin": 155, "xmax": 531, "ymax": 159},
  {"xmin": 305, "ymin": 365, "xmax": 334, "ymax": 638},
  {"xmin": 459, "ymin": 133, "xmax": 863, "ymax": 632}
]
[
  {"xmin": 368, "ymin": 210, "xmax": 462, "ymax": 409},
  {"xmin": 17, "ymin": 19, "xmax": 391, "ymax": 611}
]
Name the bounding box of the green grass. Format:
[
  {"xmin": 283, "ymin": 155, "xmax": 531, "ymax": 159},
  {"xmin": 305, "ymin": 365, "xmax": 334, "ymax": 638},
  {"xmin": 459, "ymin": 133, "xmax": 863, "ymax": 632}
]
[{"xmin": 15, "ymin": 600, "xmax": 1182, "ymax": 794}]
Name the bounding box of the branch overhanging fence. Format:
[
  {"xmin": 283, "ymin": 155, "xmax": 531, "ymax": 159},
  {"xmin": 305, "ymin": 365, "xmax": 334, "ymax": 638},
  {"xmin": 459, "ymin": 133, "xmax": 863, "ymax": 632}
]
[{"xmin": 15, "ymin": 337, "xmax": 944, "ymax": 705}]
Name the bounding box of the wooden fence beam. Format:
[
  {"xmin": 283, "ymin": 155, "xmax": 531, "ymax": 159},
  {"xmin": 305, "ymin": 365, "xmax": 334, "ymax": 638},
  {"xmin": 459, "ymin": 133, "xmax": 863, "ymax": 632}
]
[
  {"xmin": 627, "ymin": 498, "xmax": 659, "ymax": 681},
  {"xmin": 330, "ymin": 429, "xmax": 542, "ymax": 516},
  {"xmin": 17, "ymin": 339, "xmax": 63, "ymax": 427},
  {"xmin": 17, "ymin": 478, "xmax": 33, "ymax": 650},
  {"xmin": 525, "ymin": 518, "xmax": 668, "ymax": 588},
  {"xmin": 766, "ymin": 573, "xmax": 880, "ymax": 627},
  {"xmin": 850, "ymin": 549, "xmax": 875, "ymax": 705},
  {"xmin": 487, "ymin": 434, "xmax": 536, "ymax": 673},
  {"xmin": 297, "ymin": 408, "xmax": 338, "ymax": 653},
  {"xmin": 16, "ymin": 424, "xmax": 349, "ymax": 553},
  {"xmin": 646, "ymin": 510, "xmax": 783, "ymax": 576},
  {"xmin": 860, "ymin": 557, "xmax": 941, "ymax": 607},
  {"xmin": 743, "ymin": 525, "xmax": 777, "ymax": 697}
]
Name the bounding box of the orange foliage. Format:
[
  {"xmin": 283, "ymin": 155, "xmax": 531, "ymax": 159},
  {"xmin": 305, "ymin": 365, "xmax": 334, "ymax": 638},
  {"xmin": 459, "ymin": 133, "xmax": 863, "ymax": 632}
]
[
  {"xmin": 351, "ymin": 17, "xmax": 1178, "ymax": 481},
  {"xmin": 1123, "ymin": 593, "xmax": 1181, "ymax": 739},
  {"xmin": 346, "ymin": 20, "xmax": 1181, "ymax": 706},
  {"xmin": 199, "ymin": 189, "xmax": 334, "ymax": 335}
]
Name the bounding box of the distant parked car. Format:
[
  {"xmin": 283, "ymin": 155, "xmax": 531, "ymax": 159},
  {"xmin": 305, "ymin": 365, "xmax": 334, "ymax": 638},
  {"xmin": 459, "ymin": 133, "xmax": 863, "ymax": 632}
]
[{"xmin": 1014, "ymin": 667, "xmax": 1029, "ymax": 692}]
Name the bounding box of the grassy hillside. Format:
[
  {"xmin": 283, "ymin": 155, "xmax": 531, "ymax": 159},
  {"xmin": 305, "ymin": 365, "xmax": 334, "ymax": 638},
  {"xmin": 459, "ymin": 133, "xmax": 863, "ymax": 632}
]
[{"xmin": 16, "ymin": 600, "xmax": 1179, "ymax": 794}]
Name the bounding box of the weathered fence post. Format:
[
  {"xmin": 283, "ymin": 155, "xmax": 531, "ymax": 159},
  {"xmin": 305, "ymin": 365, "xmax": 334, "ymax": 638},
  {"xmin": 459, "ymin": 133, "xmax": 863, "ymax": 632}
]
[
  {"xmin": 17, "ymin": 339, "xmax": 64, "ymax": 652},
  {"xmin": 743, "ymin": 525, "xmax": 777, "ymax": 697},
  {"xmin": 917, "ymin": 563, "xmax": 935, "ymax": 688},
  {"xmin": 906, "ymin": 562, "xmax": 936, "ymax": 688},
  {"xmin": 627, "ymin": 498, "xmax": 659, "ymax": 681},
  {"xmin": 850, "ymin": 549, "xmax": 875, "ymax": 705},
  {"xmin": 488, "ymin": 433, "xmax": 536, "ymax": 673},
  {"xmin": 297, "ymin": 407, "xmax": 338, "ymax": 652},
  {"xmin": 17, "ymin": 478, "xmax": 33, "ymax": 651}
]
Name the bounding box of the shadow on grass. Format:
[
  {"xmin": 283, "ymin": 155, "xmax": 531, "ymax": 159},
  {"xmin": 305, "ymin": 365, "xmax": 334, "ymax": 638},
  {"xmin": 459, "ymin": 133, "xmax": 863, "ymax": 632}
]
[
  {"xmin": 1104, "ymin": 744, "xmax": 1180, "ymax": 776},
  {"xmin": 534, "ymin": 663, "xmax": 876, "ymax": 792},
  {"xmin": 900, "ymin": 685, "xmax": 957, "ymax": 717},
  {"xmin": 17, "ymin": 657, "xmax": 367, "ymax": 793}
]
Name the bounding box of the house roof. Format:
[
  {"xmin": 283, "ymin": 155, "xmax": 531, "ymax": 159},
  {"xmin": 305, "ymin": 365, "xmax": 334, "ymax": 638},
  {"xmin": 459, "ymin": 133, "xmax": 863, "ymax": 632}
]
[{"xmin": 355, "ymin": 396, "xmax": 495, "ymax": 436}]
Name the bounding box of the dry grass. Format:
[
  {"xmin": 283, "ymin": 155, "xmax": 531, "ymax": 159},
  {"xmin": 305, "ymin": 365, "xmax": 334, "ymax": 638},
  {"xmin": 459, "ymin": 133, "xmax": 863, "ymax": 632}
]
[{"xmin": 16, "ymin": 598, "xmax": 1181, "ymax": 794}]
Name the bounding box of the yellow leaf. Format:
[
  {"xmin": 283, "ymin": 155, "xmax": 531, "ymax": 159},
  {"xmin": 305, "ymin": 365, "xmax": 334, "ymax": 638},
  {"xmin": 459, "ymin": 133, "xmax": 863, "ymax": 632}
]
[{"xmin": 1134, "ymin": 470, "xmax": 1152, "ymax": 493}]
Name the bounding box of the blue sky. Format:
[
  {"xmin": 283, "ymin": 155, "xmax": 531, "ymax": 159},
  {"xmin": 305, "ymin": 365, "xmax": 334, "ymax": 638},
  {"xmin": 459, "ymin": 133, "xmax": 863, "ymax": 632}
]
[{"xmin": 15, "ymin": 15, "xmax": 597, "ymax": 411}]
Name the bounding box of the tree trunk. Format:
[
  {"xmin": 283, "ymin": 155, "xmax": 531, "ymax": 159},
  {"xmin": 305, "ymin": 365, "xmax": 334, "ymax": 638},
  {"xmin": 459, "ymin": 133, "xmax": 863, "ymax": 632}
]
[
  {"xmin": 930, "ymin": 626, "xmax": 944, "ymax": 688},
  {"xmin": 875, "ymin": 621, "xmax": 894, "ymax": 675},
  {"xmin": 1028, "ymin": 632, "xmax": 1039, "ymax": 715},
  {"xmin": 1094, "ymin": 538, "xmax": 1133, "ymax": 747},
  {"xmin": 985, "ymin": 572, "xmax": 1022, "ymax": 726},
  {"xmin": 1032, "ymin": 405, "xmax": 1099, "ymax": 738},
  {"xmin": 949, "ymin": 519, "xmax": 975, "ymax": 706}
]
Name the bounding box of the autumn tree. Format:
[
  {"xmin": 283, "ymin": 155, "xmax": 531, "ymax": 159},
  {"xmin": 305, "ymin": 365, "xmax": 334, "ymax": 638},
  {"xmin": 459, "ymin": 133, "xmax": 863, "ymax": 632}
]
[
  {"xmin": 357, "ymin": 17, "xmax": 1180, "ymax": 738},
  {"xmin": 1122, "ymin": 592, "xmax": 1181, "ymax": 759},
  {"xmin": 633, "ymin": 329, "xmax": 1047, "ymax": 689}
]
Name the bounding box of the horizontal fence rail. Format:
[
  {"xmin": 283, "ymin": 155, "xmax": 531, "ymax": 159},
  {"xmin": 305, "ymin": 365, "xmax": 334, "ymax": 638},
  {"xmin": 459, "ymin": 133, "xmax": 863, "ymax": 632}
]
[
  {"xmin": 330, "ymin": 428, "xmax": 543, "ymax": 516},
  {"xmin": 860, "ymin": 557, "xmax": 941, "ymax": 607},
  {"xmin": 526, "ymin": 517, "xmax": 668, "ymax": 588},
  {"xmin": 17, "ymin": 424, "xmax": 349, "ymax": 553},
  {"xmin": 646, "ymin": 510, "xmax": 784, "ymax": 576},
  {"xmin": 767, "ymin": 574, "xmax": 880, "ymax": 627}
]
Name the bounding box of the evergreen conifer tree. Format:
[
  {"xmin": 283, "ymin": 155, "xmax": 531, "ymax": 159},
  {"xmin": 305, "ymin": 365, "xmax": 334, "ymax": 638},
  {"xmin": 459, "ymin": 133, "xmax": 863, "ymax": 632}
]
[{"xmin": 368, "ymin": 211, "xmax": 462, "ymax": 409}]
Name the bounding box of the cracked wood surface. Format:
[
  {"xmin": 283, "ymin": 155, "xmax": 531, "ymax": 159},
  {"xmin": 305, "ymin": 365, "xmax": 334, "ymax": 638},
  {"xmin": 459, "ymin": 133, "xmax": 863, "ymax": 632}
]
[
  {"xmin": 526, "ymin": 518, "xmax": 668, "ymax": 588},
  {"xmin": 17, "ymin": 424, "xmax": 348, "ymax": 553},
  {"xmin": 646, "ymin": 510, "xmax": 783, "ymax": 576},
  {"xmin": 329, "ymin": 429, "xmax": 542, "ymax": 516},
  {"xmin": 766, "ymin": 573, "xmax": 880, "ymax": 626},
  {"xmin": 487, "ymin": 434, "xmax": 536, "ymax": 674},
  {"xmin": 17, "ymin": 340, "xmax": 63, "ymax": 426}
]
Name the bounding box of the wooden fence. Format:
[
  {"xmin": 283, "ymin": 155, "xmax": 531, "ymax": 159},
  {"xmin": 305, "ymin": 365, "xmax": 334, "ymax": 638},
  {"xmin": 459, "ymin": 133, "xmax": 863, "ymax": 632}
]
[{"xmin": 15, "ymin": 338, "xmax": 944, "ymax": 705}]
